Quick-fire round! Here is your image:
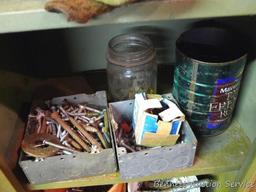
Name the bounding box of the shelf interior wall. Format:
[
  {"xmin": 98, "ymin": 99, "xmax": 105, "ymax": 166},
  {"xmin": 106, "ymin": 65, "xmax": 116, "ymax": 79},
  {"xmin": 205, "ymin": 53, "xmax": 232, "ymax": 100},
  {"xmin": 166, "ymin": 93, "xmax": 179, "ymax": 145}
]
[{"xmin": 1, "ymin": 0, "xmax": 256, "ymax": 34}]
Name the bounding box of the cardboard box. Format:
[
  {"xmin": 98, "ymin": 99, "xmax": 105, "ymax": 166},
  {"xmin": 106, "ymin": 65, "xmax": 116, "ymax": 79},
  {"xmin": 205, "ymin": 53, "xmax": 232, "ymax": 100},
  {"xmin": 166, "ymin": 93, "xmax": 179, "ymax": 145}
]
[{"xmin": 132, "ymin": 93, "xmax": 185, "ymax": 147}]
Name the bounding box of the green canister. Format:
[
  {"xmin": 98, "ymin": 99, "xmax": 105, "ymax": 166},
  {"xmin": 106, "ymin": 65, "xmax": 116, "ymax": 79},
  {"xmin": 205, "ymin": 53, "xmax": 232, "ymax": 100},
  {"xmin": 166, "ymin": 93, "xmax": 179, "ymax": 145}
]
[{"xmin": 173, "ymin": 27, "xmax": 247, "ymax": 136}]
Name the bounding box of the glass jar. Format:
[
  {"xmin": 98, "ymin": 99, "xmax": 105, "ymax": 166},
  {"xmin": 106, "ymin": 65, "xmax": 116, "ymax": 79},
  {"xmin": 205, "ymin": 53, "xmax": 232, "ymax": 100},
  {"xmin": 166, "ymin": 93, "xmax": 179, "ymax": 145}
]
[{"xmin": 107, "ymin": 33, "xmax": 157, "ymax": 101}]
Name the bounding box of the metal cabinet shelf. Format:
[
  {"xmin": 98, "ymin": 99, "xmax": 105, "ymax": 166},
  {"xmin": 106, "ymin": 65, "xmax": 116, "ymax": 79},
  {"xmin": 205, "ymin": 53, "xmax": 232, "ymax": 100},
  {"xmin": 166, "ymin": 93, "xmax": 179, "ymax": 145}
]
[
  {"xmin": 28, "ymin": 120, "xmax": 250, "ymax": 190},
  {"xmin": 0, "ymin": 67, "xmax": 253, "ymax": 190},
  {"xmin": 0, "ymin": 0, "xmax": 256, "ymax": 191},
  {"xmin": 0, "ymin": 0, "xmax": 256, "ymax": 34}
]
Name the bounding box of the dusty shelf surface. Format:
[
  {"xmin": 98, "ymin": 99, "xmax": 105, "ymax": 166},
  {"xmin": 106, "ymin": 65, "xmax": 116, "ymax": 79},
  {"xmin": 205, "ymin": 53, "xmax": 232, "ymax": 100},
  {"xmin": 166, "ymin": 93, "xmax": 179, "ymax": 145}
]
[
  {"xmin": 0, "ymin": 0, "xmax": 256, "ymax": 33},
  {"xmin": 29, "ymin": 120, "xmax": 251, "ymax": 190}
]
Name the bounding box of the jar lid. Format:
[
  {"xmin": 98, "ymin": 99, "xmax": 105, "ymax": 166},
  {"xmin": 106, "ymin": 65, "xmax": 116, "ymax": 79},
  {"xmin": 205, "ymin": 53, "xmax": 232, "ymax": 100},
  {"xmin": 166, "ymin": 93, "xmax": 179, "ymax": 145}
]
[{"xmin": 107, "ymin": 33, "xmax": 156, "ymax": 67}]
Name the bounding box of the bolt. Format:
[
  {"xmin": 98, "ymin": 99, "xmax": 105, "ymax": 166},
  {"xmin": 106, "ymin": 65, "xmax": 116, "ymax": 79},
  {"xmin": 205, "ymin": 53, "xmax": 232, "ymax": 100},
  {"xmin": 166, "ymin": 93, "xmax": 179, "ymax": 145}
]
[
  {"xmin": 35, "ymin": 108, "xmax": 45, "ymax": 133},
  {"xmin": 77, "ymin": 116, "xmax": 89, "ymax": 124},
  {"xmin": 102, "ymin": 132, "xmax": 110, "ymax": 145},
  {"xmin": 46, "ymin": 121, "xmax": 57, "ymax": 135},
  {"xmin": 51, "ymin": 106, "xmax": 58, "ymax": 112},
  {"xmin": 66, "ymin": 106, "xmax": 75, "ymax": 113},
  {"xmin": 117, "ymin": 127, "xmax": 123, "ymax": 142},
  {"xmin": 82, "ymin": 116, "xmax": 93, "ymax": 122},
  {"xmin": 43, "ymin": 140, "xmax": 79, "ymax": 153},
  {"xmin": 67, "ymin": 113, "xmax": 90, "ymax": 119},
  {"xmin": 98, "ymin": 122, "xmax": 104, "ymax": 128},
  {"xmin": 34, "ymin": 158, "xmax": 44, "ymax": 162},
  {"xmin": 51, "ymin": 111, "xmax": 91, "ymax": 152},
  {"xmin": 75, "ymin": 106, "xmax": 84, "ymax": 121},
  {"xmin": 60, "ymin": 132, "xmax": 68, "ymax": 142},
  {"xmin": 79, "ymin": 104, "xmax": 102, "ymax": 114},
  {"xmin": 60, "ymin": 130, "xmax": 67, "ymax": 137},
  {"xmin": 62, "ymin": 140, "xmax": 71, "ymax": 147},
  {"xmin": 76, "ymin": 130, "xmax": 90, "ymax": 144},
  {"xmin": 119, "ymin": 140, "xmax": 135, "ymax": 152},
  {"xmin": 91, "ymin": 114, "xmax": 104, "ymax": 123},
  {"xmin": 57, "ymin": 124, "xmax": 62, "ymax": 138},
  {"xmin": 83, "ymin": 126, "xmax": 97, "ymax": 133},
  {"xmin": 63, "ymin": 150, "xmax": 72, "ymax": 155},
  {"xmin": 90, "ymin": 145, "xmax": 100, "ymax": 154},
  {"xmin": 68, "ymin": 112, "xmax": 87, "ymax": 116}
]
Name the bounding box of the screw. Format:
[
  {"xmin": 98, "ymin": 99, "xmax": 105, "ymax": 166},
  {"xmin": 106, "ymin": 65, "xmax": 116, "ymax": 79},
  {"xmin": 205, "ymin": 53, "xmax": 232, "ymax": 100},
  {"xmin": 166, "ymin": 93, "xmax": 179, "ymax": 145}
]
[{"xmin": 43, "ymin": 140, "xmax": 79, "ymax": 153}]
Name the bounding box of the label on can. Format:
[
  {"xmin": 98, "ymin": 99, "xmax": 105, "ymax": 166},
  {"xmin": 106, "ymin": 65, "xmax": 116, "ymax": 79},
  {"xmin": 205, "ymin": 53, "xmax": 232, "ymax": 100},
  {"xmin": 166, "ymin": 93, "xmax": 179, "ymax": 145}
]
[{"xmin": 207, "ymin": 77, "xmax": 240, "ymax": 129}]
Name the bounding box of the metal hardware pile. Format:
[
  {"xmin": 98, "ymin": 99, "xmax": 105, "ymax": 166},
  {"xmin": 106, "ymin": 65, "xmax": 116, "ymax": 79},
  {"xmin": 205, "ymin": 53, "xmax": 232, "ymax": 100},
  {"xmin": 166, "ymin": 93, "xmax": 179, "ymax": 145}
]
[
  {"xmin": 21, "ymin": 100, "xmax": 110, "ymax": 159},
  {"xmin": 115, "ymin": 119, "xmax": 148, "ymax": 153}
]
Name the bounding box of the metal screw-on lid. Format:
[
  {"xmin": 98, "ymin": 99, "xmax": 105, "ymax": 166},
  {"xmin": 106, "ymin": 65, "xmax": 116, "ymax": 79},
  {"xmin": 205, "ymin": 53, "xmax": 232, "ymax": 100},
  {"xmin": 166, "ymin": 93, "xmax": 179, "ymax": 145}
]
[{"xmin": 107, "ymin": 33, "xmax": 156, "ymax": 67}]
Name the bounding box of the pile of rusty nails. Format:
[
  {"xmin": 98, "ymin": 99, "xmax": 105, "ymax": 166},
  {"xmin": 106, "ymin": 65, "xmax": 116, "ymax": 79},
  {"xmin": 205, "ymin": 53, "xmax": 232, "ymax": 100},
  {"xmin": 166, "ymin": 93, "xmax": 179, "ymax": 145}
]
[{"xmin": 23, "ymin": 101, "xmax": 110, "ymax": 159}]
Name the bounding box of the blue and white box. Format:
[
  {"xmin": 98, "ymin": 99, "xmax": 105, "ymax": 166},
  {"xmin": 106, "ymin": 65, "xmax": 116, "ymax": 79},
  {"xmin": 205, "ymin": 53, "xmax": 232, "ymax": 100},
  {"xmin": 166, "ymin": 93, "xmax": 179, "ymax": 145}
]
[{"xmin": 133, "ymin": 93, "xmax": 185, "ymax": 146}]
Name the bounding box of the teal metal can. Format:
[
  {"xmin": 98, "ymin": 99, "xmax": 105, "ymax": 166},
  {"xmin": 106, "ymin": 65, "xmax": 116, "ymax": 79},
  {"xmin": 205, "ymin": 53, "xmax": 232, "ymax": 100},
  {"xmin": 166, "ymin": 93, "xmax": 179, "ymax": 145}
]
[{"xmin": 173, "ymin": 27, "xmax": 247, "ymax": 136}]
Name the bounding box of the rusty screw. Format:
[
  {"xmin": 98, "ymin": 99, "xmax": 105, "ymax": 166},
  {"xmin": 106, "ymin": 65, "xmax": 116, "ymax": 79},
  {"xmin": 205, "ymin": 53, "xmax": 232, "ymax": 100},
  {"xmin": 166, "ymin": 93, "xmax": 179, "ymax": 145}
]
[{"xmin": 51, "ymin": 112, "xmax": 91, "ymax": 152}]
